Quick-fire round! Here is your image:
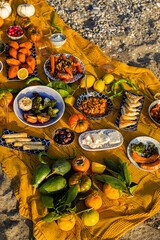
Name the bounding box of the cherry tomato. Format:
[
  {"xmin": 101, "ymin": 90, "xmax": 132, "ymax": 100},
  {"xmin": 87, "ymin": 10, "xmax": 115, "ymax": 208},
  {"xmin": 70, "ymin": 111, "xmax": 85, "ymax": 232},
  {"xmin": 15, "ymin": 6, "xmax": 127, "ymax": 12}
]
[
  {"xmin": 68, "ymin": 114, "xmax": 89, "ymax": 133},
  {"xmin": 72, "ymin": 156, "xmax": 90, "ymax": 172},
  {"xmin": 69, "ymin": 172, "xmax": 91, "ymax": 193}
]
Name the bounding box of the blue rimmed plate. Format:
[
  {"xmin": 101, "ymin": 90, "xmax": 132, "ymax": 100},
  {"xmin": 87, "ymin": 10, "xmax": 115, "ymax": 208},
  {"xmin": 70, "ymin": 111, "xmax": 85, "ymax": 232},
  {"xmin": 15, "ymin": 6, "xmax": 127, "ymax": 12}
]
[
  {"xmin": 0, "ymin": 129, "xmax": 50, "ymax": 155},
  {"xmin": 13, "ymin": 86, "xmax": 65, "ymax": 128},
  {"xmin": 77, "ymin": 91, "xmax": 113, "ymax": 120},
  {"xmin": 6, "ymin": 42, "xmax": 38, "ymax": 81},
  {"xmin": 115, "ymin": 90, "xmax": 145, "ymax": 131},
  {"xmin": 43, "ymin": 53, "xmax": 85, "ymax": 83}
]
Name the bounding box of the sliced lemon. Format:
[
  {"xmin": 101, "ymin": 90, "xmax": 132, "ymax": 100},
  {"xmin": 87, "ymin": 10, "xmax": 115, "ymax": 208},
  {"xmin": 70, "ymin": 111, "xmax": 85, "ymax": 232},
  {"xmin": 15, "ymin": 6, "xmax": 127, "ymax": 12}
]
[
  {"xmin": 17, "ymin": 68, "xmax": 29, "ymax": 80},
  {"xmin": 91, "ymin": 162, "xmax": 106, "ymax": 174}
]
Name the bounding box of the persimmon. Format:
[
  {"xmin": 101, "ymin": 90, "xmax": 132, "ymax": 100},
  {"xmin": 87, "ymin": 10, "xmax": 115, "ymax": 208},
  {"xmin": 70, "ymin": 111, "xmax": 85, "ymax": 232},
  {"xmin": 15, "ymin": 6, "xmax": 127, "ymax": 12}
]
[
  {"xmin": 85, "ymin": 193, "xmax": 102, "ymax": 210},
  {"xmin": 103, "ymin": 183, "xmax": 120, "ymax": 200},
  {"xmin": 72, "ymin": 156, "xmax": 90, "ymax": 172}
]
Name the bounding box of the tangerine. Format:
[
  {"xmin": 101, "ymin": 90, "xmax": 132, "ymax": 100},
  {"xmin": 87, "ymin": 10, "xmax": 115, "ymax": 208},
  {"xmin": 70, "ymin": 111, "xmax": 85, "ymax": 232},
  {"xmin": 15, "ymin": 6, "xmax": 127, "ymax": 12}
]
[
  {"xmin": 57, "ymin": 214, "xmax": 75, "ymax": 231},
  {"xmin": 85, "ymin": 193, "xmax": 102, "ymax": 210},
  {"xmin": 103, "ymin": 183, "xmax": 120, "ymax": 200}
]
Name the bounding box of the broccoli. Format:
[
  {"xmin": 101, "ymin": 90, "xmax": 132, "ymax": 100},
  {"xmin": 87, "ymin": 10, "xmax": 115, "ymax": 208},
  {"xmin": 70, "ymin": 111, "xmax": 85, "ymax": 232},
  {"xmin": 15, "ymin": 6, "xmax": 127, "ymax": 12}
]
[
  {"xmin": 48, "ymin": 107, "xmax": 59, "ymax": 118},
  {"xmin": 131, "ymin": 142, "xmax": 146, "ymax": 154},
  {"xmin": 32, "ymin": 93, "xmax": 43, "ymax": 113}
]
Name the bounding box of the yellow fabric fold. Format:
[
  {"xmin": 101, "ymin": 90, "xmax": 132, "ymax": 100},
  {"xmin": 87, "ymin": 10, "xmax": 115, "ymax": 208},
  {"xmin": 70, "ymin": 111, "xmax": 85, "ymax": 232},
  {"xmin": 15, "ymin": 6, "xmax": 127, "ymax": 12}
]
[{"xmin": 0, "ymin": 0, "xmax": 160, "ymax": 240}]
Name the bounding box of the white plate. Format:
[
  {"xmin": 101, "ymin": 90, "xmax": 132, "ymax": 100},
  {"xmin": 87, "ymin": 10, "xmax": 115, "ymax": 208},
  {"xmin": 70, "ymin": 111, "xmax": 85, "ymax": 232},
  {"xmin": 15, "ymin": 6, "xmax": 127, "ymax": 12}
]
[
  {"xmin": 79, "ymin": 129, "xmax": 123, "ymax": 151},
  {"xmin": 127, "ymin": 136, "xmax": 160, "ymax": 171}
]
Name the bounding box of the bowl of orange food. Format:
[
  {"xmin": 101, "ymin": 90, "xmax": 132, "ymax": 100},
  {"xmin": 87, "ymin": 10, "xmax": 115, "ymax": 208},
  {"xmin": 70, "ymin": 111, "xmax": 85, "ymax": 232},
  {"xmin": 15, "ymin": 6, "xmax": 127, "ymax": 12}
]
[
  {"xmin": 148, "ymin": 99, "xmax": 160, "ymax": 127},
  {"xmin": 77, "ymin": 91, "xmax": 113, "ymax": 120}
]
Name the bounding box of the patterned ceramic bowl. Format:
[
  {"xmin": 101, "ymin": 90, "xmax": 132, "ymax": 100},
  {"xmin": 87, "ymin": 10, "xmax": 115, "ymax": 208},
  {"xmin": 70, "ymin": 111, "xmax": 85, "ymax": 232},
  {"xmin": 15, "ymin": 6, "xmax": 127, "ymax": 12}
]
[
  {"xmin": 43, "ymin": 53, "xmax": 85, "ymax": 83},
  {"xmin": 50, "ymin": 33, "xmax": 66, "ymax": 48},
  {"xmin": 52, "ymin": 127, "xmax": 75, "ymax": 147},
  {"xmin": 77, "ymin": 91, "xmax": 113, "ymax": 120}
]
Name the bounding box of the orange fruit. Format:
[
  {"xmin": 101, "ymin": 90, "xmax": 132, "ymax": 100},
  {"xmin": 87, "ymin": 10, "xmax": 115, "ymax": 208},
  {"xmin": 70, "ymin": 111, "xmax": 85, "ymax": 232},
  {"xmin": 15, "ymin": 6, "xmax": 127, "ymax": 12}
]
[
  {"xmin": 85, "ymin": 193, "xmax": 102, "ymax": 210},
  {"xmin": 103, "ymin": 183, "xmax": 120, "ymax": 200},
  {"xmin": 57, "ymin": 214, "xmax": 75, "ymax": 231}
]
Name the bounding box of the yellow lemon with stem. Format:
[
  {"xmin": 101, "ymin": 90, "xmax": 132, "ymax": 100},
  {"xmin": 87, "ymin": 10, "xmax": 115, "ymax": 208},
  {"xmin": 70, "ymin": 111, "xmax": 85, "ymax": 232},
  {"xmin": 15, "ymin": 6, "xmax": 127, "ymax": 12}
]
[
  {"xmin": 80, "ymin": 75, "xmax": 96, "ymax": 88},
  {"xmin": 103, "ymin": 74, "xmax": 114, "ymax": 85},
  {"xmin": 64, "ymin": 95, "xmax": 75, "ymax": 106},
  {"xmin": 93, "ymin": 79, "xmax": 105, "ymax": 93}
]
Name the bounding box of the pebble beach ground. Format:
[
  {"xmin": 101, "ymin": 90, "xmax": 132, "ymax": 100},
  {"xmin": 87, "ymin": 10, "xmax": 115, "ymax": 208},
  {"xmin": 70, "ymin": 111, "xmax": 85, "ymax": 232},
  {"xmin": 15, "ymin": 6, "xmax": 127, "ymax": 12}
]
[{"xmin": 0, "ymin": 0, "xmax": 160, "ymax": 239}]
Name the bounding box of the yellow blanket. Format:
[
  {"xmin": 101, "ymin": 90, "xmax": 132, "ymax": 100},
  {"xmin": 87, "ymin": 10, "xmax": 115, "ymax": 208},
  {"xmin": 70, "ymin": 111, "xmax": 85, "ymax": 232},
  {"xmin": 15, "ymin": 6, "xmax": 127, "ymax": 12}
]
[{"xmin": 0, "ymin": 0, "xmax": 160, "ymax": 239}]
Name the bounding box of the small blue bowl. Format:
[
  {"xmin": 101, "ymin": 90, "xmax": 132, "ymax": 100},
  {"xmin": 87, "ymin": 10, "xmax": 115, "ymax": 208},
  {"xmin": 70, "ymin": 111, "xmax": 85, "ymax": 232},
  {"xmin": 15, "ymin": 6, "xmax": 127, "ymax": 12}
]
[
  {"xmin": 77, "ymin": 91, "xmax": 113, "ymax": 120},
  {"xmin": 13, "ymin": 86, "xmax": 65, "ymax": 128}
]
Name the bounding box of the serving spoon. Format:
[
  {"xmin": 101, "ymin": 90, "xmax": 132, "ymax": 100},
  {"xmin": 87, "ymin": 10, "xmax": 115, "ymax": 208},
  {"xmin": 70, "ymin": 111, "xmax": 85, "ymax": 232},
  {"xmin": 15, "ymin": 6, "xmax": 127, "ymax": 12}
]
[{"xmin": 85, "ymin": 74, "xmax": 89, "ymax": 102}]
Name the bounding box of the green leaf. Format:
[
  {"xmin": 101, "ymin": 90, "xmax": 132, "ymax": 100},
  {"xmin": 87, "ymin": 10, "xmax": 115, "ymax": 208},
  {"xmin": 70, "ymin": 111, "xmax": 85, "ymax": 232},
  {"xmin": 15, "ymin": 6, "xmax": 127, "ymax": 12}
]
[
  {"xmin": 104, "ymin": 159, "xmax": 121, "ymax": 172},
  {"xmin": 43, "ymin": 211, "xmax": 61, "ymax": 222},
  {"xmin": 65, "ymin": 185, "xmax": 78, "ymax": 205},
  {"xmin": 129, "ymin": 182, "xmax": 138, "ymax": 194},
  {"xmin": 106, "ymin": 168, "xmax": 121, "ymax": 178},
  {"xmin": 41, "ymin": 195, "xmax": 54, "ymax": 209},
  {"xmin": 118, "ymin": 158, "xmax": 125, "ymax": 170},
  {"xmin": 94, "ymin": 174, "xmax": 126, "ymax": 191},
  {"xmin": 123, "ymin": 163, "xmax": 132, "ymax": 187}
]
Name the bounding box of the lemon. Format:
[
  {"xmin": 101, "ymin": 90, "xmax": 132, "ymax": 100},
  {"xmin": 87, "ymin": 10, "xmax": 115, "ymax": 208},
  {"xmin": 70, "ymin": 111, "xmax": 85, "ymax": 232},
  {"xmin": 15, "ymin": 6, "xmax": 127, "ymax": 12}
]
[
  {"xmin": 93, "ymin": 79, "xmax": 105, "ymax": 93},
  {"xmin": 80, "ymin": 75, "xmax": 95, "ymax": 89},
  {"xmin": 103, "ymin": 74, "xmax": 114, "ymax": 85},
  {"xmin": 91, "ymin": 162, "xmax": 106, "ymax": 174},
  {"xmin": 17, "ymin": 68, "xmax": 29, "ymax": 80},
  {"xmin": 64, "ymin": 95, "xmax": 75, "ymax": 106}
]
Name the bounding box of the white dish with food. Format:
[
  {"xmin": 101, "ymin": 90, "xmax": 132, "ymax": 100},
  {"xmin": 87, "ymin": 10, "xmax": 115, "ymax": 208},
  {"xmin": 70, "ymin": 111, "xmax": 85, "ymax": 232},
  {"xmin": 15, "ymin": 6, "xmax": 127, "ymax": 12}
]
[
  {"xmin": 79, "ymin": 129, "xmax": 123, "ymax": 151},
  {"xmin": 127, "ymin": 136, "xmax": 160, "ymax": 171}
]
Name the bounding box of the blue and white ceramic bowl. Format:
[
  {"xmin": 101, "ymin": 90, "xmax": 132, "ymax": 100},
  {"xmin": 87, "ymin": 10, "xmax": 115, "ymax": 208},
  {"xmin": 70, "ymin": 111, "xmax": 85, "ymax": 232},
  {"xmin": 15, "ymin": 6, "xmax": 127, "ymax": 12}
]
[
  {"xmin": 43, "ymin": 53, "xmax": 85, "ymax": 83},
  {"xmin": 13, "ymin": 86, "xmax": 65, "ymax": 128},
  {"xmin": 77, "ymin": 91, "xmax": 113, "ymax": 120}
]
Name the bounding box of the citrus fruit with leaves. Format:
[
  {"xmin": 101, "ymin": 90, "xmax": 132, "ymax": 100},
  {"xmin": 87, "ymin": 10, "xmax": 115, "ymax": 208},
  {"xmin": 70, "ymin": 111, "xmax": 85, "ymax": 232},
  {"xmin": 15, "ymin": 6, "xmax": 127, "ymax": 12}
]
[
  {"xmin": 85, "ymin": 193, "xmax": 102, "ymax": 210},
  {"xmin": 103, "ymin": 183, "xmax": 120, "ymax": 200},
  {"xmin": 57, "ymin": 214, "xmax": 75, "ymax": 231}
]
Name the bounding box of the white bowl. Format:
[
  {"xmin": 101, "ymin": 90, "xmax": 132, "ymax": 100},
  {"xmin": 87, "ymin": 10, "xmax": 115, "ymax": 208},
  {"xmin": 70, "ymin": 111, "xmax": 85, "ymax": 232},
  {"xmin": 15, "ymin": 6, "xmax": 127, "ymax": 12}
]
[
  {"xmin": 127, "ymin": 136, "xmax": 160, "ymax": 171},
  {"xmin": 148, "ymin": 99, "xmax": 160, "ymax": 127},
  {"xmin": 0, "ymin": 61, "xmax": 3, "ymax": 73},
  {"xmin": 7, "ymin": 26, "xmax": 24, "ymax": 40},
  {"xmin": 50, "ymin": 33, "xmax": 66, "ymax": 48},
  {"xmin": 13, "ymin": 86, "xmax": 65, "ymax": 128}
]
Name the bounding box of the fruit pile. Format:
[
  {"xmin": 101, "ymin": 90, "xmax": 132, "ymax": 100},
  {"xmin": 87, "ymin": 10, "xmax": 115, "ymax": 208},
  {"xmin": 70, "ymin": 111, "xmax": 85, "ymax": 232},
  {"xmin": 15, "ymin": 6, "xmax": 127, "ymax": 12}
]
[
  {"xmin": 7, "ymin": 26, "xmax": 24, "ymax": 37},
  {"xmin": 32, "ymin": 150, "xmax": 137, "ymax": 231}
]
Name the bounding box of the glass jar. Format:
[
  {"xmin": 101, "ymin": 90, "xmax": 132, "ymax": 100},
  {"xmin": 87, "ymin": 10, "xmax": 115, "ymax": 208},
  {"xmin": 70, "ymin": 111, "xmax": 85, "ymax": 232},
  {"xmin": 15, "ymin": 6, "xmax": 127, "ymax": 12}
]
[{"xmin": 37, "ymin": 27, "xmax": 53, "ymax": 58}]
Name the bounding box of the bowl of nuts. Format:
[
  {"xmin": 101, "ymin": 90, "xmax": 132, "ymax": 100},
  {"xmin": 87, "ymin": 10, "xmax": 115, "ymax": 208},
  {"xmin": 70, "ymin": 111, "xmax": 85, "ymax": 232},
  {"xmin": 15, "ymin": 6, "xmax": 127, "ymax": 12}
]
[{"xmin": 52, "ymin": 127, "xmax": 75, "ymax": 147}]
